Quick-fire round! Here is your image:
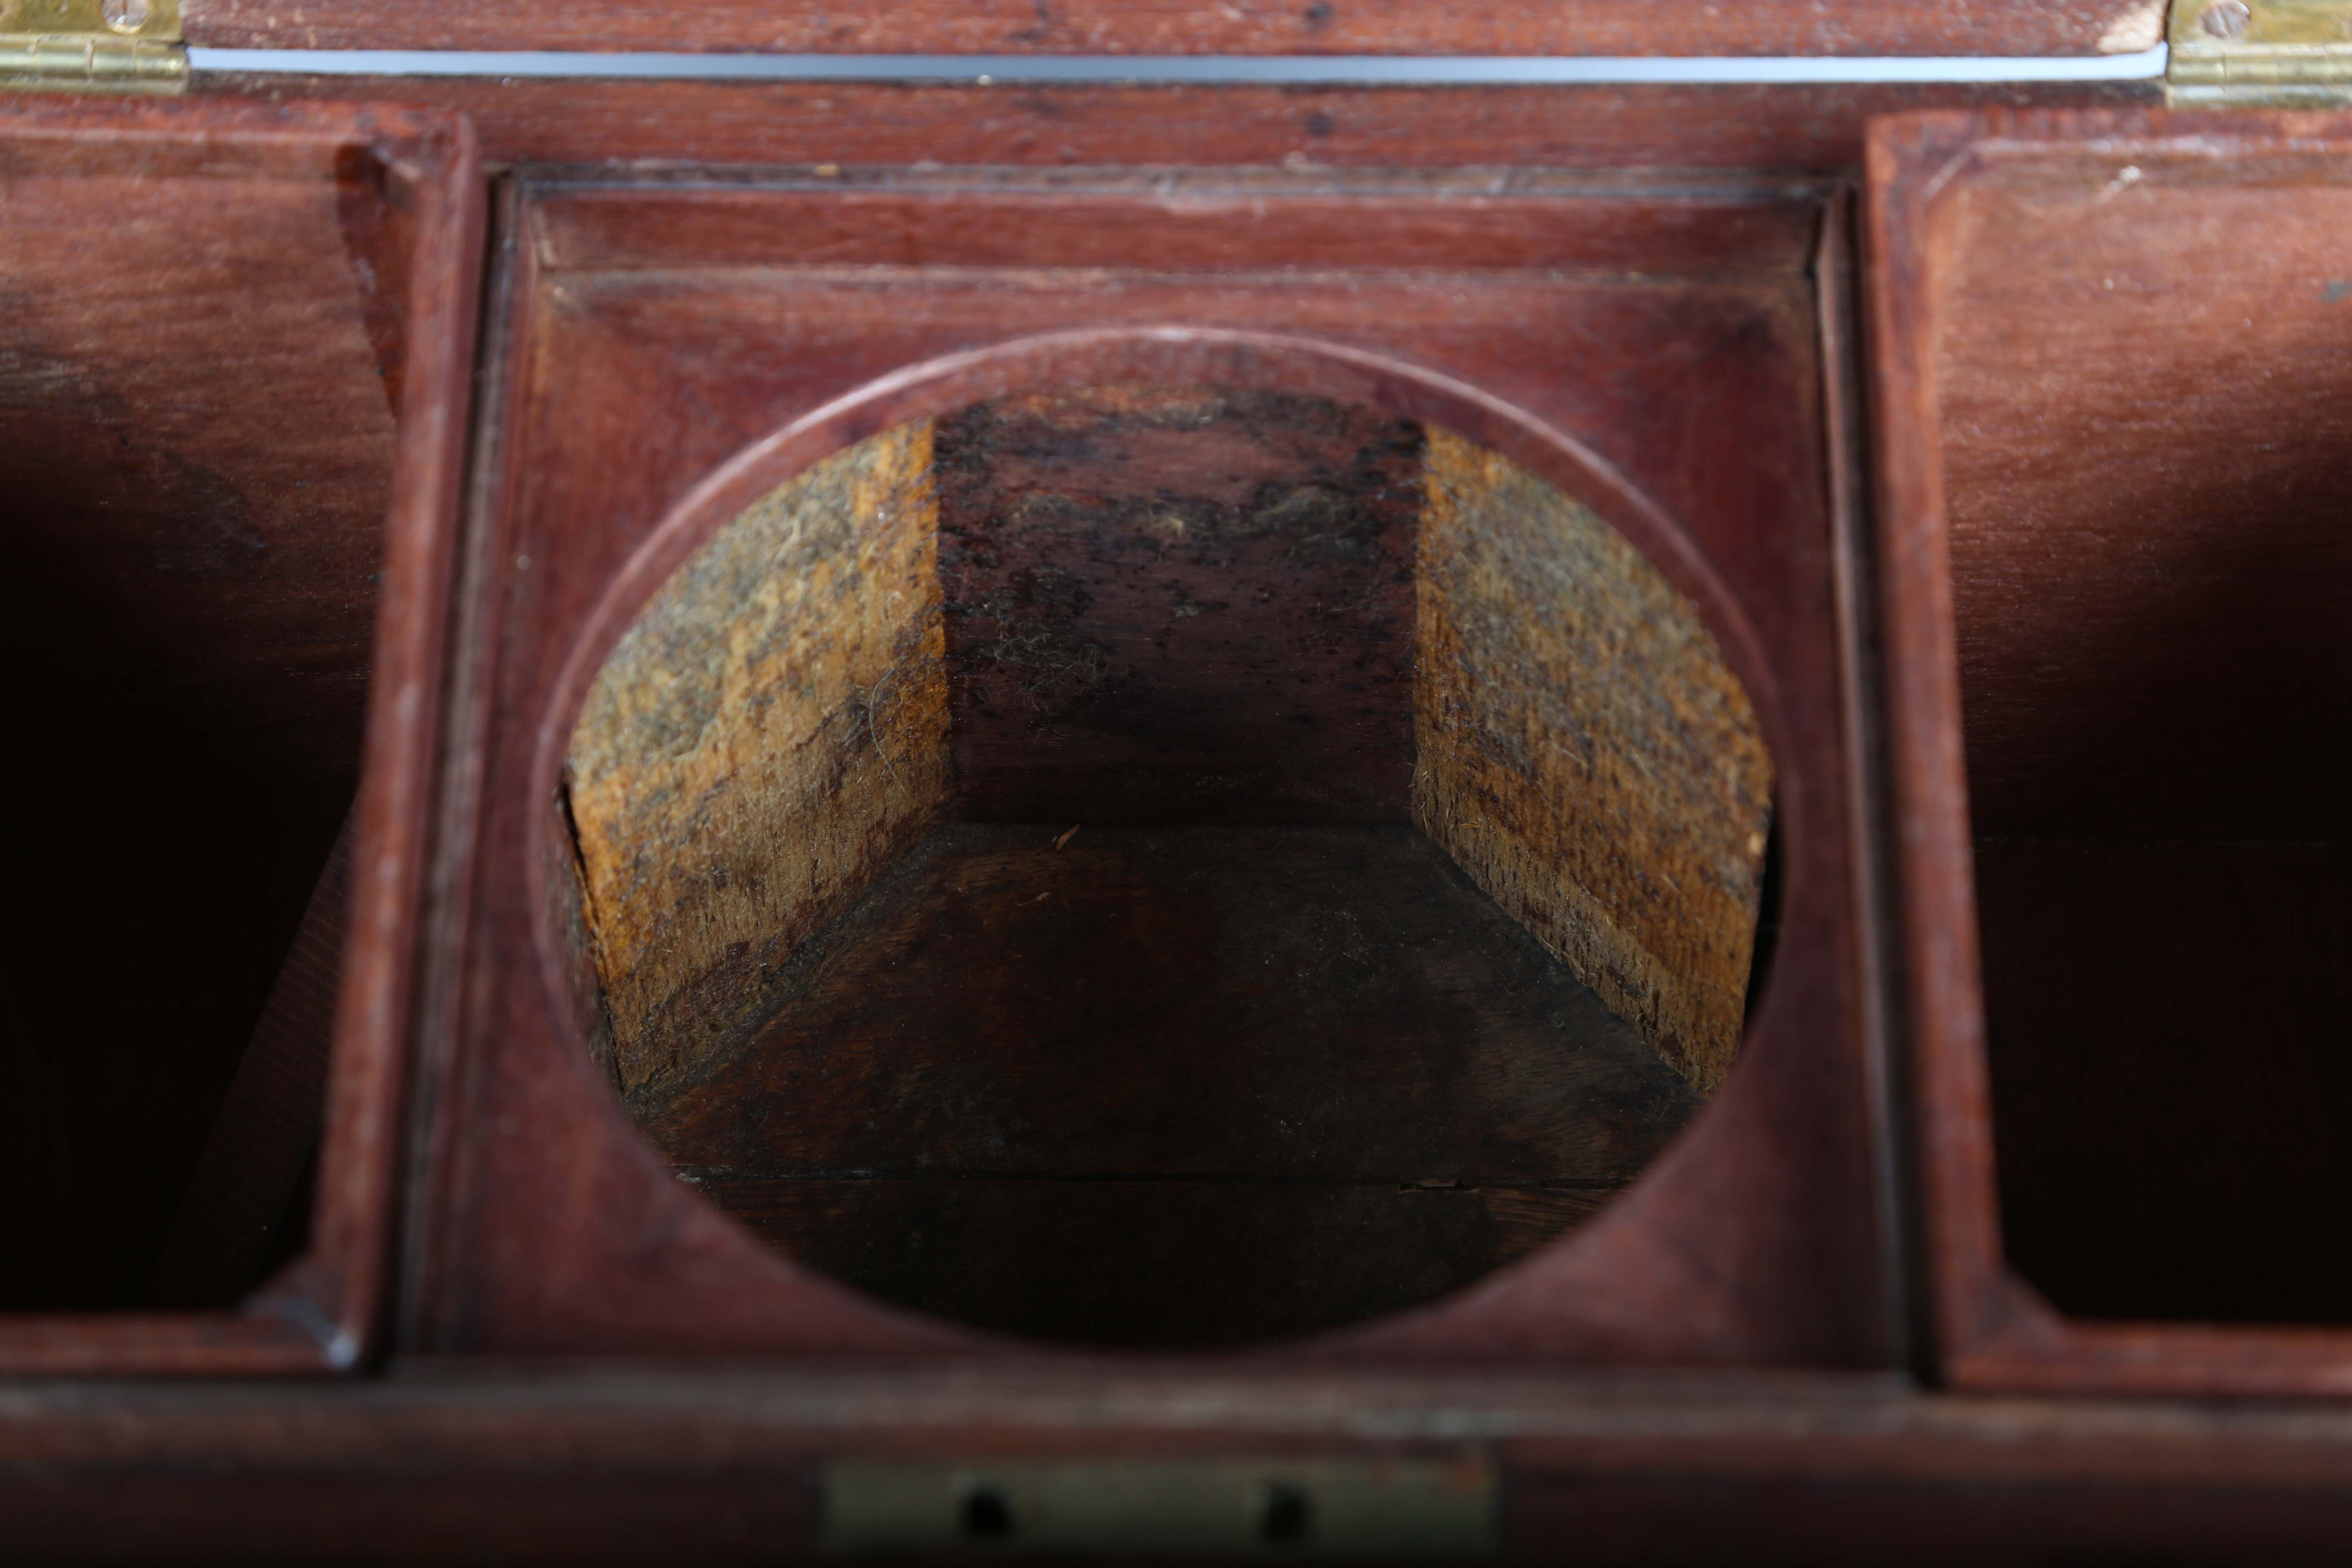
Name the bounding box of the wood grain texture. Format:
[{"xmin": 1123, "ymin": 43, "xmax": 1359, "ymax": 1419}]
[
  {"xmin": 1415, "ymin": 428, "xmax": 1770, "ymax": 1092},
  {"xmin": 1868, "ymin": 109, "xmax": 2352, "ymax": 1396},
  {"xmin": 24, "ymin": 1367, "xmax": 2352, "ymax": 1562},
  {"xmin": 937, "ymin": 385, "xmax": 1419, "ymax": 825},
  {"xmin": 416, "ymin": 161, "xmax": 1877, "ymax": 1370},
  {"xmin": 566, "ymin": 425, "xmax": 949, "ymax": 1096},
  {"xmin": 0, "ymin": 95, "xmax": 481, "ymax": 1371},
  {"xmin": 1975, "ymin": 840, "xmax": 2352, "ymax": 1325},
  {"xmin": 634, "ymin": 823, "xmax": 1693, "ymax": 1345},
  {"xmin": 179, "ymin": 0, "xmax": 2162, "ymax": 58},
  {"xmin": 1936, "ymin": 138, "xmax": 2352, "ymax": 841},
  {"xmin": 198, "ymin": 78, "xmax": 2160, "ymax": 179}
]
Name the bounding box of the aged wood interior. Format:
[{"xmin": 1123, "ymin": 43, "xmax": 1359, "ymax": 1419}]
[
  {"xmin": 557, "ymin": 385, "xmax": 1772, "ymax": 1347},
  {"xmin": 0, "ymin": 118, "xmax": 411, "ymax": 1310},
  {"xmin": 1929, "ymin": 133, "xmax": 2352, "ymax": 1324}
]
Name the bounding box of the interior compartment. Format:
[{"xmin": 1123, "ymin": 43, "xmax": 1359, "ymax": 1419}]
[
  {"xmin": 1930, "ymin": 137, "xmax": 2352, "ymax": 1323},
  {"xmin": 0, "ymin": 109, "xmax": 409, "ymax": 1310},
  {"xmin": 554, "ymin": 384, "xmax": 1774, "ymax": 1348}
]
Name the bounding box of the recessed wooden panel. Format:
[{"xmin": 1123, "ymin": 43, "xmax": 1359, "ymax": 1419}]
[
  {"xmin": 0, "ymin": 96, "xmax": 479, "ymax": 1371},
  {"xmin": 1870, "ymin": 109, "xmax": 2352, "ymax": 1394},
  {"xmin": 416, "ymin": 165, "xmax": 1877, "ymax": 1368},
  {"xmin": 935, "ymin": 385, "xmax": 1420, "ymax": 826},
  {"xmin": 559, "ymin": 391, "xmax": 1764, "ymax": 1345}
]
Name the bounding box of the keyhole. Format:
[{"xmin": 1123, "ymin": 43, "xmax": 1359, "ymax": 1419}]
[
  {"xmin": 960, "ymin": 1485, "xmax": 1015, "ymax": 1540},
  {"xmin": 1261, "ymin": 1482, "xmax": 1313, "ymax": 1544}
]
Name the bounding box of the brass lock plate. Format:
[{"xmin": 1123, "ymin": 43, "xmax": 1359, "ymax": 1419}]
[{"xmin": 822, "ymin": 1455, "xmax": 1498, "ymax": 1557}]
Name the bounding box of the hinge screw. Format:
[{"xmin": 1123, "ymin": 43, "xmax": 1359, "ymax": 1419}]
[
  {"xmin": 2199, "ymin": 1, "xmax": 2252, "ymax": 38},
  {"xmin": 99, "ymin": 0, "xmax": 151, "ymax": 32}
]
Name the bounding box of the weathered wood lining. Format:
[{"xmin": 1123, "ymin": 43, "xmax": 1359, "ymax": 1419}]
[
  {"xmin": 1414, "ymin": 429, "xmax": 1773, "ymax": 1093},
  {"xmin": 635, "ymin": 821, "xmax": 1695, "ymax": 1346},
  {"xmin": 557, "ymin": 395, "xmax": 1769, "ymax": 1339},
  {"xmin": 565, "ymin": 424, "xmax": 949, "ymax": 1098},
  {"xmin": 567, "ymin": 399, "xmax": 1771, "ymax": 1102},
  {"xmin": 935, "ymin": 385, "xmax": 1420, "ymax": 825}
]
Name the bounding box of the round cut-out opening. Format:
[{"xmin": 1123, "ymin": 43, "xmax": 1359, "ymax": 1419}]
[{"xmin": 550, "ymin": 384, "xmax": 1774, "ymax": 1348}]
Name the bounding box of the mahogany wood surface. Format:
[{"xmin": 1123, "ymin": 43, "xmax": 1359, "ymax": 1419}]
[
  {"xmin": 403, "ymin": 156, "xmax": 1885, "ymax": 1370},
  {"xmin": 16, "ymin": 1367, "xmax": 2352, "ymax": 1561},
  {"xmin": 27, "ymin": 64, "xmax": 2352, "ymax": 1561},
  {"xmin": 1868, "ymin": 108, "xmax": 2352, "ymax": 1396},
  {"xmin": 181, "ymin": 0, "xmax": 2167, "ymax": 59},
  {"xmin": 0, "ymin": 96, "xmax": 481, "ymax": 1373},
  {"xmin": 201, "ymin": 76, "xmax": 2159, "ymax": 177}
]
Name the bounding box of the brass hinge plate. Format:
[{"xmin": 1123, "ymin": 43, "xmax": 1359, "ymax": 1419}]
[
  {"xmin": 1, "ymin": 0, "xmax": 185, "ymax": 94},
  {"xmin": 2169, "ymin": 0, "xmax": 2352, "ymax": 104}
]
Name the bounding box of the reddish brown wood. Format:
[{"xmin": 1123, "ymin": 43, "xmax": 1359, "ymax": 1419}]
[
  {"xmin": 200, "ymin": 76, "xmax": 2159, "ymax": 176},
  {"xmin": 1868, "ymin": 108, "xmax": 2352, "ymax": 1396},
  {"xmin": 398, "ymin": 154, "xmax": 1886, "ymax": 1370},
  {"xmin": 0, "ymin": 95, "xmax": 481, "ymax": 1374},
  {"xmin": 180, "ymin": 0, "xmax": 2167, "ymax": 58}
]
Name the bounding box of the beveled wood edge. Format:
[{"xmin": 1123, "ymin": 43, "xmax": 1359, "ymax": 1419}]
[
  {"xmin": 305, "ymin": 107, "xmax": 488, "ymax": 1372},
  {"xmin": 1864, "ymin": 105, "xmax": 2352, "ymax": 1399},
  {"xmin": 27, "ymin": 1362, "xmax": 2352, "ymax": 1483},
  {"xmin": 1815, "ymin": 183, "xmax": 1917, "ymax": 1377},
  {"xmin": 392, "ymin": 174, "xmax": 537, "ymax": 1354},
  {"xmin": 0, "ymin": 1314, "xmax": 334, "ymax": 1379}
]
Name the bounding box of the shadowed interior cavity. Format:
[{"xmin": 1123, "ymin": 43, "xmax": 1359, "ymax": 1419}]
[{"xmin": 554, "ymin": 385, "xmax": 1771, "ymax": 1348}]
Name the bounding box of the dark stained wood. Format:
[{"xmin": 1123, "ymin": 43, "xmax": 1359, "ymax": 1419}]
[
  {"xmin": 937, "ymin": 386, "xmax": 1421, "ymax": 826},
  {"xmin": 179, "ymin": 0, "xmax": 2167, "ymax": 58},
  {"xmin": 407, "ymin": 159, "xmax": 1882, "ymax": 1370},
  {"xmin": 1976, "ymin": 841, "xmax": 2352, "ymax": 1326},
  {"xmin": 705, "ymin": 1183, "xmax": 1619, "ymax": 1352},
  {"xmin": 199, "ymin": 76, "xmax": 2160, "ymax": 178},
  {"xmin": 1868, "ymin": 109, "xmax": 2352, "ymax": 1395},
  {"xmin": 149, "ymin": 815, "xmax": 357, "ymax": 1310},
  {"xmin": 0, "ymin": 96, "xmax": 481, "ymax": 1372},
  {"xmin": 637, "ymin": 823, "xmax": 1689, "ymax": 1345}
]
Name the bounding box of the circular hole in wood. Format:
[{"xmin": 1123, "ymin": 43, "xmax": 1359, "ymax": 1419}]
[{"xmin": 550, "ymin": 385, "xmax": 1775, "ymax": 1349}]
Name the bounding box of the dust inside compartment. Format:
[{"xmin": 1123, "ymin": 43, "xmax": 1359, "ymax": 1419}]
[{"xmin": 553, "ymin": 385, "xmax": 1773, "ymax": 1348}]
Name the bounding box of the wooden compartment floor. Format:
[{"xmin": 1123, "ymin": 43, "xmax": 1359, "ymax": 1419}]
[{"xmin": 633, "ymin": 822, "xmax": 1702, "ymax": 1348}]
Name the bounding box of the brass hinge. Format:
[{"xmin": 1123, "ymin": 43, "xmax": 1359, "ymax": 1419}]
[
  {"xmin": 1, "ymin": 0, "xmax": 185, "ymax": 93},
  {"xmin": 2168, "ymin": 0, "xmax": 2352, "ymax": 104}
]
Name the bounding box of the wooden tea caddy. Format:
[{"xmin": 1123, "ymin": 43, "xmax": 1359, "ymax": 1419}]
[{"xmin": 8, "ymin": 0, "xmax": 2352, "ymax": 1556}]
